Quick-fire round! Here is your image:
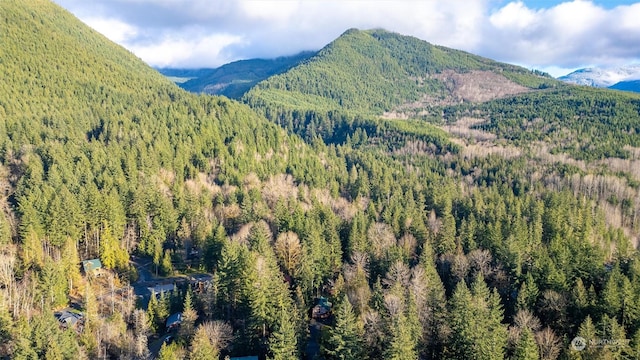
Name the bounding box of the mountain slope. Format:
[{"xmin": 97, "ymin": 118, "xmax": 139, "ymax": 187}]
[
  {"xmin": 0, "ymin": 0, "xmax": 330, "ymax": 271},
  {"xmin": 158, "ymin": 51, "xmax": 315, "ymax": 99},
  {"xmin": 0, "ymin": 3, "xmax": 347, "ymax": 359},
  {"xmin": 241, "ymin": 28, "xmax": 558, "ymax": 145},
  {"xmin": 244, "ymin": 29, "xmax": 557, "ymax": 117},
  {"xmin": 155, "ymin": 68, "xmax": 214, "ymax": 83}
]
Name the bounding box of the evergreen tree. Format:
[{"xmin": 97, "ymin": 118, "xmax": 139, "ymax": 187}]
[
  {"xmin": 269, "ymin": 308, "xmax": 298, "ymax": 360},
  {"xmin": 99, "ymin": 221, "xmax": 128, "ymax": 271},
  {"xmin": 0, "ymin": 302, "xmax": 13, "ymax": 349},
  {"xmin": 602, "ymin": 267, "xmax": 622, "ymax": 317},
  {"xmin": 517, "ymin": 272, "xmax": 539, "ymax": 311},
  {"xmin": 158, "ymin": 342, "xmax": 184, "ymax": 360},
  {"xmin": 598, "ymin": 315, "xmax": 627, "ymax": 359},
  {"xmin": 217, "ymin": 240, "xmax": 243, "ymax": 319},
  {"xmin": 513, "ymin": 328, "xmax": 539, "ymax": 360},
  {"xmin": 11, "ymin": 319, "xmax": 38, "ymax": 360},
  {"xmin": 38, "ymin": 258, "xmax": 68, "ymax": 308},
  {"xmin": 575, "ymin": 315, "xmax": 599, "ymax": 359},
  {"xmin": 189, "ymin": 327, "xmax": 218, "ymax": 360},
  {"xmin": 625, "ymin": 329, "xmax": 640, "ymax": 360},
  {"xmin": 385, "ymin": 311, "xmax": 418, "ymax": 360},
  {"xmin": 180, "ymin": 286, "xmax": 198, "ymax": 341},
  {"xmin": 161, "ymin": 250, "xmax": 174, "ymax": 276},
  {"xmin": 61, "ymin": 237, "xmax": 82, "ymax": 293},
  {"xmin": 44, "ymin": 339, "xmax": 63, "ymax": 360},
  {"xmin": 449, "ymin": 275, "xmax": 507, "ymax": 360},
  {"xmin": 147, "ymin": 292, "xmax": 159, "ymax": 333},
  {"xmin": 571, "ymin": 277, "xmax": 590, "ymax": 317},
  {"xmin": 323, "ymin": 296, "xmax": 366, "ymax": 360},
  {"xmin": 435, "ymin": 210, "xmax": 456, "ymax": 255},
  {"xmin": 449, "ymin": 280, "xmax": 475, "ymax": 360}
]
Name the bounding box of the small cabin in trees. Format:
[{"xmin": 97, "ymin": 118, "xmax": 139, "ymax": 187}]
[
  {"xmin": 55, "ymin": 310, "xmax": 83, "ymax": 331},
  {"xmin": 148, "ymin": 283, "xmax": 177, "ymax": 297},
  {"xmin": 311, "ymin": 297, "xmax": 332, "ymax": 320},
  {"xmin": 81, "ymin": 259, "xmax": 102, "ymax": 275},
  {"xmin": 188, "ymin": 273, "xmax": 213, "ymax": 293},
  {"xmin": 166, "ymin": 312, "xmax": 182, "ymax": 332}
]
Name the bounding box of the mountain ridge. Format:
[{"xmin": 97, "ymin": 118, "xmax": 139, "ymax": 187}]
[
  {"xmin": 558, "ymin": 64, "xmax": 640, "ymax": 92},
  {"xmin": 244, "ymin": 28, "xmax": 557, "ymax": 118},
  {"xmin": 610, "ymin": 79, "xmax": 640, "ymax": 92},
  {"xmin": 157, "ymin": 51, "xmax": 315, "ymax": 99}
]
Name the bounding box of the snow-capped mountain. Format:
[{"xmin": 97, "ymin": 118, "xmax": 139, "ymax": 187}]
[{"xmin": 558, "ymin": 65, "xmax": 640, "ymax": 88}]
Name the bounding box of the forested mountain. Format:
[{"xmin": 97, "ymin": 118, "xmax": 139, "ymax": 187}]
[
  {"xmin": 157, "ymin": 51, "xmax": 315, "ymax": 99},
  {"xmin": 245, "ymin": 29, "xmax": 556, "ymax": 114},
  {"xmin": 242, "ymin": 28, "xmax": 558, "ymax": 143},
  {"xmin": 610, "ymin": 80, "xmax": 640, "ymax": 93},
  {"xmin": 1, "ymin": 2, "xmax": 640, "ymax": 360}
]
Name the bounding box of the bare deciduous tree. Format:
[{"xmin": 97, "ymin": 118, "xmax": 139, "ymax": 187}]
[
  {"xmin": 0, "ymin": 246, "xmax": 16, "ymax": 307},
  {"xmin": 367, "ymin": 222, "xmax": 395, "ymax": 259},
  {"xmin": 467, "ymin": 248, "xmax": 493, "ymax": 279},
  {"xmin": 383, "ymin": 261, "xmax": 411, "ymax": 288},
  {"xmin": 536, "ymin": 327, "xmax": 561, "ymax": 360},
  {"xmin": 343, "ymin": 252, "xmax": 371, "ymax": 314},
  {"xmin": 384, "ymin": 293, "xmax": 403, "ymax": 319},
  {"xmin": 398, "ymin": 233, "xmax": 417, "ymax": 259},
  {"xmin": 274, "ymin": 231, "xmax": 302, "ymax": 277},
  {"xmin": 514, "ymin": 309, "xmax": 542, "ymax": 332},
  {"xmin": 198, "ymin": 320, "xmax": 234, "ymax": 351}
]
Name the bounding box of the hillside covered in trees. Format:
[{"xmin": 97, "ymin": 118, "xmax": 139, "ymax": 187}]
[{"xmin": 1, "ymin": 1, "xmax": 640, "ymax": 360}]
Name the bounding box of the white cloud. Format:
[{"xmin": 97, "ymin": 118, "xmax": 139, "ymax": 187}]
[
  {"xmin": 483, "ymin": 1, "xmax": 640, "ymax": 68},
  {"xmin": 490, "ymin": 2, "xmax": 538, "ymax": 30},
  {"xmin": 239, "ymin": 0, "xmax": 300, "ymax": 22},
  {"xmin": 130, "ymin": 33, "xmax": 245, "ymax": 68},
  {"xmin": 54, "ymin": 0, "xmax": 640, "ymax": 73},
  {"xmin": 84, "ymin": 17, "xmax": 138, "ymax": 43}
]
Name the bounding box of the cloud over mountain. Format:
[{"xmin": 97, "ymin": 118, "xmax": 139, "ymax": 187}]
[{"xmin": 54, "ymin": 0, "xmax": 640, "ymax": 74}]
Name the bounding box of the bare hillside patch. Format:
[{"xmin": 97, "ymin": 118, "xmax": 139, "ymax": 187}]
[
  {"xmin": 383, "ymin": 71, "xmax": 532, "ymax": 119},
  {"xmin": 432, "ymin": 70, "xmax": 531, "ymax": 103}
]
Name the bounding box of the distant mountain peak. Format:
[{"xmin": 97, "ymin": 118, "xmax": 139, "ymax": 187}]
[{"xmin": 559, "ymin": 64, "xmax": 640, "ymax": 88}]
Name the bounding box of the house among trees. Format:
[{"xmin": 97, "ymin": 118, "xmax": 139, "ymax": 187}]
[
  {"xmin": 311, "ymin": 297, "xmax": 332, "ymax": 320},
  {"xmin": 166, "ymin": 312, "xmax": 182, "ymax": 332},
  {"xmin": 188, "ymin": 273, "xmax": 213, "ymax": 293},
  {"xmin": 54, "ymin": 310, "xmax": 84, "ymax": 331},
  {"xmin": 148, "ymin": 283, "xmax": 177, "ymax": 297},
  {"xmin": 81, "ymin": 259, "xmax": 102, "ymax": 275},
  {"xmin": 228, "ymin": 356, "xmax": 259, "ymax": 360}
]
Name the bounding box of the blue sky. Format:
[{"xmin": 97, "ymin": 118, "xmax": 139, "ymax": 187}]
[{"xmin": 54, "ymin": 0, "xmax": 640, "ymax": 77}]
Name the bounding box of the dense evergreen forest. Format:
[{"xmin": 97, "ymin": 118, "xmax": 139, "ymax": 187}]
[{"xmin": 1, "ymin": 1, "xmax": 640, "ymax": 360}]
